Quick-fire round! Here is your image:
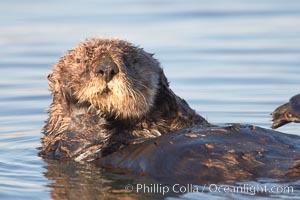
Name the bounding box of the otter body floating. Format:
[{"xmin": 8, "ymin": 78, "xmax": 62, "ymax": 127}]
[{"xmin": 99, "ymin": 124, "xmax": 300, "ymax": 184}]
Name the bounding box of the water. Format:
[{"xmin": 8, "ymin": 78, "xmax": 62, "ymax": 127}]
[{"xmin": 0, "ymin": 0, "xmax": 300, "ymax": 199}]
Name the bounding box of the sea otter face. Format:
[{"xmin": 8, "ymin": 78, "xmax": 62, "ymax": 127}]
[{"xmin": 52, "ymin": 39, "xmax": 161, "ymax": 119}]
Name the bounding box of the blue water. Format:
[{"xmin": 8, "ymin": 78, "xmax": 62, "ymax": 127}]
[{"xmin": 0, "ymin": 0, "xmax": 300, "ymax": 199}]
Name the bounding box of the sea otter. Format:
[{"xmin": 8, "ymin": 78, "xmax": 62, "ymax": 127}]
[
  {"xmin": 41, "ymin": 38, "xmax": 208, "ymax": 161},
  {"xmin": 41, "ymin": 38, "xmax": 300, "ymax": 183},
  {"xmin": 271, "ymin": 94, "xmax": 300, "ymax": 129}
]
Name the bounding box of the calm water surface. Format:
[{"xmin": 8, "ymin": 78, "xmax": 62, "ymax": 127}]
[{"xmin": 0, "ymin": 0, "xmax": 300, "ymax": 199}]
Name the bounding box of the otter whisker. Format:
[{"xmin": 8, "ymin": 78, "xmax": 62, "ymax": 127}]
[
  {"xmin": 129, "ymin": 76, "xmax": 153, "ymax": 91},
  {"xmin": 135, "ymin": 89, "xmax": 148, "ymax": 106},
  {"xmin": 128, "ymin": 86, "xmax": 137, "ymax": 103}
]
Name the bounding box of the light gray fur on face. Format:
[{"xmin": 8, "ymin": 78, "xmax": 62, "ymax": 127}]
[{"xmin": 65, "ymin": 38, "xmax": 161, "ymax": 120}]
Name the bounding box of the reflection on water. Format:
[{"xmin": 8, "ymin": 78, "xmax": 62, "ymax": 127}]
[
  {"xmin": 43, "ymin": 160, "xmax": 300, "ymax": 200},
  {"xmin": 0, "ymin": 0, "xmax": 300, "ymax": 199},
  {"xmin": 44, "ymin": 159, "xmax": 170, "ymax": 200}
]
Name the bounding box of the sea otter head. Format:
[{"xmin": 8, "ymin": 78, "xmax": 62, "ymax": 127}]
[{"xmin": 49, "ymin": 38, "xmax": 162, "ymax": 119}]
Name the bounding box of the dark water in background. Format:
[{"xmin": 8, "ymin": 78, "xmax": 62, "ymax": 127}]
[{"xmin": 0, "ymin": 0, "xmax": 300, "ymax": 199}]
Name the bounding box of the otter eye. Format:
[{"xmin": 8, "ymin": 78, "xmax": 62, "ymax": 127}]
[{"xmin": 76, "ymin": 58, "xmax": 81, "ymax": 63}]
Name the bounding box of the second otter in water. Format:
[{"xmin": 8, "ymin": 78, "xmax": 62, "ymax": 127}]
[
  {"xmin": 40, "ymin": 38, "xmax": 208, "ymax": 161},
  {"xmin": 272, "ymin": 94, "xmax": 300, "ymax": 129}
]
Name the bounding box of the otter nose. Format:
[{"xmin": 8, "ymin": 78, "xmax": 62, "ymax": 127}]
[{"xmin": 96, "ymin": 58, "xmax": 119, "ymax": 82}]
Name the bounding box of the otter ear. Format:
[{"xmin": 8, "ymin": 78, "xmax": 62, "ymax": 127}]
[
  {"xmin": 47, "ymin": 73, "xmax": 52, "ymax": 81},
  {"xmin": 48, "ymin": 64, "xmax": 73, "ymax": 105}
]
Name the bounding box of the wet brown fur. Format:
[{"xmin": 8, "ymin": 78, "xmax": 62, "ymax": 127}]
[{"xmin": 41, "ymin": 38, "xmax": 208, "ymax": 161}]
